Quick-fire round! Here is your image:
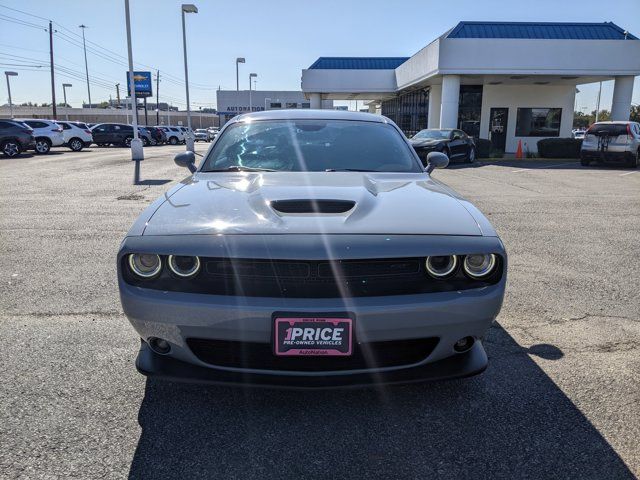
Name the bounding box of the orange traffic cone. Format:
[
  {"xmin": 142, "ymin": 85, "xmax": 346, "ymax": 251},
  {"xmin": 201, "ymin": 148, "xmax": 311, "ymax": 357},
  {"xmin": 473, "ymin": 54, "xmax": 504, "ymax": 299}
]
[{"xmin": 516, "ymin": 139, "xmax": 523, "ymax": 159}]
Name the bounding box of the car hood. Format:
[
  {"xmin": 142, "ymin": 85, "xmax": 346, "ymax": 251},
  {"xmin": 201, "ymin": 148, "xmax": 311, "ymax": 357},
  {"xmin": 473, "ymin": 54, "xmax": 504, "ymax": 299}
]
[
  {"xmin": 142, "ymin": 172, "xmax": 483, "ymax": 236},
  {"xmin": 409, "ymin": 138, "xmax": 445, "ymax": 148}
]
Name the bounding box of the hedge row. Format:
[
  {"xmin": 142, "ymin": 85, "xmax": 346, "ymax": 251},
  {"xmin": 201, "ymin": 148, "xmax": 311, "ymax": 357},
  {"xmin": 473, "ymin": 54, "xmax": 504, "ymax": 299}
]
[
  {"xmin": 475, "ymin": 138, "xmax": 492, "ymax": 158},
  {"xmin": 537, "ymin": 138, "xmax": 583, "ymax": 158}
]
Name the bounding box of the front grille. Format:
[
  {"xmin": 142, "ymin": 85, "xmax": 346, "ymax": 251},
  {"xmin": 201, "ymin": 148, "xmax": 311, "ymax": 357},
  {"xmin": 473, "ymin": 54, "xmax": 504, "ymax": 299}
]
[
  {"xmin": 187, "ymin": 337, "xmax": 439, "ymax": 371},
  {"xmin": 123, "ymin": 256, "xmax": 504, "ymax": 298}
]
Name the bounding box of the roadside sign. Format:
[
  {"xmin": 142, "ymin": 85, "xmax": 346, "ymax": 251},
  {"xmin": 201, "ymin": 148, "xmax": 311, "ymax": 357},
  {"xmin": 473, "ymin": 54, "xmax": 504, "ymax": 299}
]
[{"xmin": 126, "ymin": 71, "xmax": 153, "ymax": 98}]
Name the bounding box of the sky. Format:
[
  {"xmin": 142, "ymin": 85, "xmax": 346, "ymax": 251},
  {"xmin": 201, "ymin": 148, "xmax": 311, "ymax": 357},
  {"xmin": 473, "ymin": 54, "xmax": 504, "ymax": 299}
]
[{"xmin": 1, "ymin": 0, "xmax": 639, "ymax": 111}]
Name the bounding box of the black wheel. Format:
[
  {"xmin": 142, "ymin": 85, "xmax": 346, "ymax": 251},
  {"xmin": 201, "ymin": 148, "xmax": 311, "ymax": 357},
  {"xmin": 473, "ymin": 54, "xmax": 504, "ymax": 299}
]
[
  {"xmin": 68, "ymin": 138, "xmax": 84, "ymax": 152},
  {"xmin": 466, "ymin": 147, "xmax": 476, "ymax": 163},
  {"xmin": 34, "ymin": 137, "xmax": 51, "ymax": 154},
  {"xmin": 631, "ymin": 150, "xmax": 640, "ymax": 169},
  {"xmin": 124, "ymin": 136, "xmax": 133, "ymax": 147},
  {"xmin": 580, "ymin": 155, "xmax": 590, "ymax": 166},
  {"xmin": 169, "ymin": 136, "xmax": 178, "ymax": 145},
  {"xmin": 1, "ymin": 140, "xmax": 21, "ymax": 157},
  {"xmin": 142, "ymin": 137, "xmax": 149, "ymax": 147}
]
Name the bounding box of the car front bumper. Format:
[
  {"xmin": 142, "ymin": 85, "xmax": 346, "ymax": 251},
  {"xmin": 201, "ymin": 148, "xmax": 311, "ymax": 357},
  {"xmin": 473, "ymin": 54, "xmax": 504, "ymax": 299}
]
[{"xmin": 118, "ymin": 234, "xmax": 506, "ymax": 387}]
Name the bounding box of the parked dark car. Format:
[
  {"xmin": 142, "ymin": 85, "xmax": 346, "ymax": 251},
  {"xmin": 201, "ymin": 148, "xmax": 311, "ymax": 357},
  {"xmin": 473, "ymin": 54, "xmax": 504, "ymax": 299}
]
[
  {"xmin": 146, "ymin": 126, "xmax": 167, "ymax": 146},
  {"xmin": 0, "ymin": 119, "xmax": 35, "ymax": 157},
  {"xmin": 91, "ymin": 123, "xmax": 152, "ymax": 147},
  {"xmin": 409, "ymin": 128, "xmax": 476, "ymax": 164}
]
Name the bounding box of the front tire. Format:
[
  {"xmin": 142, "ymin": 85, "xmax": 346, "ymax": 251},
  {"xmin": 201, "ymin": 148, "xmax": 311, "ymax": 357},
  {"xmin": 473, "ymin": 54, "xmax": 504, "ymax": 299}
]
[
  {"xmin": 124, "ymin": 136, "xmax": 133, "ymax": 147},
  {"xmin": 466, "ymin": 147, "xmax": 476, "ymax": 163},
  {"xmin": 169, "ymin": 136, "xmax": 178, "ymax": 145},
  {"xmin": 1, "ymin": 140, "xmax": 21, "ymax": 157},
  {"xmin": 142, "ymin": 137, "xmax": 149, "ymax": 147},
  {"xmin": 68, "ymin": 138, "xmax": 84, "ymax": 152},
  {"xmin": 580, "ymin": 154, "xmax": 590, "ymax": 166},
  {"xmin": 34, "ymin": 138, "xmax": 51, "ymax": 154}
]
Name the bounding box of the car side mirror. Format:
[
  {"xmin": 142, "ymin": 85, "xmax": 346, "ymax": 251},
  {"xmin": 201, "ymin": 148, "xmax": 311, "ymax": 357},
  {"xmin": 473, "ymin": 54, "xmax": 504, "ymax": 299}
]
[
  {"xmin": 174, "ymin": 151, "xmax": 197, "ymax": 173},
  {"xmin": 425, "ymin": 151, "xmax": 449, "ymax": 173}
]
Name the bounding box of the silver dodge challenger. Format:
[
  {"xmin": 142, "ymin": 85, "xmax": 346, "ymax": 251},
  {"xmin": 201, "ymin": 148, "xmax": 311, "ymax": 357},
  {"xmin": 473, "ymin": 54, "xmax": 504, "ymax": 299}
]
[{"xmin": 118, "ymin": 110, "xmax": 507, "ymax": 388}]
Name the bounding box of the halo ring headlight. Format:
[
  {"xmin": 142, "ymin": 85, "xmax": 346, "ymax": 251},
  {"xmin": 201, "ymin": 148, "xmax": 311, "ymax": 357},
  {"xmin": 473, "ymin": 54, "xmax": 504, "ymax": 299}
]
[
  {"xmin": 168, "ymin": 255, "xmax": 201, "ymax": 278},
  {"xmin": 463, "ymin": 254, "xmax": 497, "ymax": 279},
  {"xmin": 425, "ymin": 255, "xmax": 458, "ymax": 278},
  {"xmin": 128, "ymin": 253, "xmax": 162, "ymax": 278}
]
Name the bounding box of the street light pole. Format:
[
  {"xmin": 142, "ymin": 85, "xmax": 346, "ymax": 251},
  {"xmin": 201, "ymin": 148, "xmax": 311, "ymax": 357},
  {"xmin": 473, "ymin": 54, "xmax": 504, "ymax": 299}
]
[
  {"xmin": 4, "ymin": 71, "xmax": 17, "ymax": 118},
  {"xmin": 181, "ymin": 3, "xmax": 198, "ymax": 151},
  {"xmin": 236, "ymin": 57, "xmax": 245, "ymax": 92},
  {"xmin": 62, "ymin": 83, "xmax": 72, "ymax": 120},
  {"xmin": 124, "ymin": 0, "xmax": 143, "ymax": 183},
  {"xmin": 249, "ymin": 73, "xmax": 257, "ymax": 111},
  {"xmin": 79, "ymin": 25, "xmax": 92, "ymax": 109}
]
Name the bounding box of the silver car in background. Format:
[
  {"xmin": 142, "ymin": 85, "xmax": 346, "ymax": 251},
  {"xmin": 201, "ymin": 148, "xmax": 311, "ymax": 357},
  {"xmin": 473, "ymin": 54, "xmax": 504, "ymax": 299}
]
[
  {"xmin": 118, "ymin": 110, "xmax": 507, "ymax": 388},
  {"xmin": 580, "ymin": 121, "xmax": 640, "ymax": 167},
  {"xmin": 194, "ymin": 128, "xmax": 211, "ymax": 142}
]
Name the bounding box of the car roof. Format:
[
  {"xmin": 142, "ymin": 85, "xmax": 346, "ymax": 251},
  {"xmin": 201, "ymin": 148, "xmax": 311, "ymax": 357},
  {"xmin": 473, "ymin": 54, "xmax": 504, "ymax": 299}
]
[
  {"xmin": 592, "ymin": 121, "xmax": 637, "ymax": 125},
  {"xmin": 15, "ymin": 118, "xmax": 57, "ymax": 123},
  {"xmin": 229, "ymin": 109, "xmax": 389, "ymax": 125}
]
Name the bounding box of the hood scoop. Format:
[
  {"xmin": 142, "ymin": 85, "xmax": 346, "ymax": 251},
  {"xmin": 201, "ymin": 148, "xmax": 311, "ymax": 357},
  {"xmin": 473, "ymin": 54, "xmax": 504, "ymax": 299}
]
[{"xmin": 270, "ymin": 199, "xmax": 356, "ymax": 214}]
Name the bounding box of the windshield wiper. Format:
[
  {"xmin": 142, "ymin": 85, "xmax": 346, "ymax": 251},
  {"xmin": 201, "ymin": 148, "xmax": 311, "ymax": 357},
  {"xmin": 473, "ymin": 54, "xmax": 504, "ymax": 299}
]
[
  {"xmin": 206, "ymin": 166, "xmax": 276, "ymax": 172},
  {"xmin": 325, "ymin": 168, "xmax": 378, "ymax": 172}
]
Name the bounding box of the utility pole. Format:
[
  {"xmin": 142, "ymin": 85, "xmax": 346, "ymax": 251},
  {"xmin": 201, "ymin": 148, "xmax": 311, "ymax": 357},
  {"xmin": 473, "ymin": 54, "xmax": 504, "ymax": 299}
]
[
  {"xmin": 79, "ymin": 25, "xmax": 92, "ymax": 108},
  {"xmin": 115, "ymin": 83, "xmax": 121, "ymax": 107},
  {"xmin": 49, "ymin": 21, "xmax": 57, "ymax": 119},
  {"xmin": 155, "ymin": 70, "xmax": 160, "ymax": 125}
]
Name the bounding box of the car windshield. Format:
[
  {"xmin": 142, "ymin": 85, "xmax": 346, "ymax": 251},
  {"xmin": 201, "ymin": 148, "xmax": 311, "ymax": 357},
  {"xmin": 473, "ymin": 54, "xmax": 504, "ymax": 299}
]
[
  {"xmin": 202, "ymin": 119, "xmax": 421, "ymax": 173},
  {"xmin": 195, "ymin": 129, "xmax": 207, "ymax": 133},
  {"xmin": 412, "ymin": 129, "xmax": 450, "ymax": 140}
]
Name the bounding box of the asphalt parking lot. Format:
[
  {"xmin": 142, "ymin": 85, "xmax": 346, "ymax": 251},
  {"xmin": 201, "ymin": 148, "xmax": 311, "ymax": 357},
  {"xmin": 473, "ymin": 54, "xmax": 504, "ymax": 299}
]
[{"xmin": 1, "ymin": 146, "xmax": 639, "ymax": 479}]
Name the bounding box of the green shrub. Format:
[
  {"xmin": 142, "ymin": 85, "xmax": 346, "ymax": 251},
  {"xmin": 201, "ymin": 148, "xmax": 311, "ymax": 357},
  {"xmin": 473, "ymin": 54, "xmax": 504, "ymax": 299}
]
[
  {"xmin": 537, "ymin": 138, "xmax": 582, "ymax": 158},
  {"xmin": 475, "ymin": 138, "xmax": 492, "ymax": 158}
]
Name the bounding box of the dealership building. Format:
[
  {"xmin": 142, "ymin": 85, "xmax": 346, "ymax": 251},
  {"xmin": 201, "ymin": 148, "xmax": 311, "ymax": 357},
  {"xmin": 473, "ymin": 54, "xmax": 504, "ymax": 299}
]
[
  {"xmin": 216, "ymin": 90, "xmax": 333, "ymax": 126},
  {"xmin": 301, "ymin": 21, "xmax": 640, "ymax": 152}
]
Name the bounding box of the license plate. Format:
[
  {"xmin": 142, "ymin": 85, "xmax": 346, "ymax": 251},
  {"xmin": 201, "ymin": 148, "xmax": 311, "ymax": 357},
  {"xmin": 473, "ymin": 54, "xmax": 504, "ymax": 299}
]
[{"xmin": 273, "ymin": 316, "xmax": 353, "ymax": 356}]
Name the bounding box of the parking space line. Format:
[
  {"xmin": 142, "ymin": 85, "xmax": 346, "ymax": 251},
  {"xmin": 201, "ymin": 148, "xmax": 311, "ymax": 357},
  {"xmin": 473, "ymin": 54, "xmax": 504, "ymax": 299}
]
[
  {"xmin": 511, "ymin": 162, "xmax": 574, "ymax": 173},
  {"xmin": 619, "ymin": 170, "xmax": 638, "ymax": 176}
]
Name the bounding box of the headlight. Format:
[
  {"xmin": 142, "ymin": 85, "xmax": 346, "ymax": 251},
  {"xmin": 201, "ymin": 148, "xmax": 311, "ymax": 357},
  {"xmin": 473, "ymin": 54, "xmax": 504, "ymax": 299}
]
[
  {"xmin": 128, "ymin": 253, "xmax": 162, "ymax": 278},
  {"xmin": 168, "ymin": 255, "xmax": 201, "ymax": 278},
  {"xmin": 425, "ymin": 255, "xmax": 458, "ymax": 278},
  {"xmin": 463, "ymin": 254, "xmax": 497, "ymax": 279}
]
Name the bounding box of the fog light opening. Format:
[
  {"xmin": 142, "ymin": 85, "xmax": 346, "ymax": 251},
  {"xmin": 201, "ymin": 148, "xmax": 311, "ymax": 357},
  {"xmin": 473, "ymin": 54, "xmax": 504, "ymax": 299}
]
[
  {"xmin": 454, "ymin": 336, "xmax": 475, "ymax": 353},
  {"xmin": 148, "ymin": 337, "xmax": 171, "ymax": 355}
]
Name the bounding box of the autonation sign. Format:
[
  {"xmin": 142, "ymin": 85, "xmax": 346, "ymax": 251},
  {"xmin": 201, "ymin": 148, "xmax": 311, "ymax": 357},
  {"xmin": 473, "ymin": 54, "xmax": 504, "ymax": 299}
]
[{"xmin": 126, "ymin": 71, "xmax": 153, "ymax": 98}]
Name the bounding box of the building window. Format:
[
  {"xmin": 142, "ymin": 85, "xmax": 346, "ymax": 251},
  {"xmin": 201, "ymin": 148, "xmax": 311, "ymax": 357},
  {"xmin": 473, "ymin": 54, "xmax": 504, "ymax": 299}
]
[
  {"xmin": 381, "ymin": 89, "xmax": 429, "ymax": 137},
  {"xmin": 515, "ymin": 108, "xmax": 562, "ymax": 137},
  {"xmin": 270, "ymin": 102, "xmax": 282, "ymax": 109},
  {"xmin": 286, "ymin": 102, "xmax": 297, "ymax": 109},
  {"xmin": 301, "ymin": 102, "xmax": 310, "ymax": 109},
  {"xmin": 458, "ymin": 85, "xmax": 483, "ymax": 138}
]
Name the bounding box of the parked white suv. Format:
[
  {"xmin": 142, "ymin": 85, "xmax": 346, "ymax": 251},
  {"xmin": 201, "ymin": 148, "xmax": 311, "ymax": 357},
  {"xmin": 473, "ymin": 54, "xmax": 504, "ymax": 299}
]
[
  {"xmin": 156, "ymin": 126, "xmax": 185, "ymax": 145},
  {"xmin": 57, "ymin": 121, "xmax": 93, "ymax": 152},
  {"xmin": 580, "ymin": 121, "xmax": 640, "ymax": 168},
  {"xmin": 15, "ymin": 119, "xmax": 65, "ymax": 154}
]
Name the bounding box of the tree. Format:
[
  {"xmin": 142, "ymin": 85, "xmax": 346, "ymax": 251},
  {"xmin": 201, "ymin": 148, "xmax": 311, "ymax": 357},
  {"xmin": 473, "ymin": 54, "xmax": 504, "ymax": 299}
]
[
  {"xmin": 592, "ymin": 109, "xmax": 611, "ymax": 122},
  {"xmin": 573, "ymin": 111, "xmax": 593, "ymax": 128},
  {"xmin": 630, "ymin": 105, "xmax": 640, "ymax": 123}
]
